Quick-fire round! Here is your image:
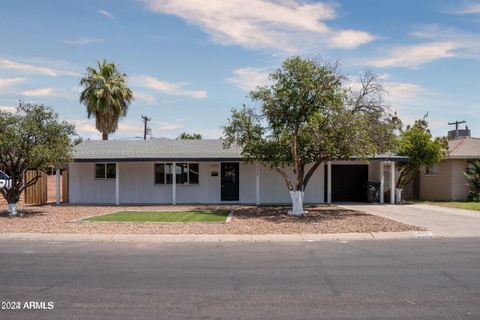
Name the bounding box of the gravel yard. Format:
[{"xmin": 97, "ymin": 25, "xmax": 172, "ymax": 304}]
[{"xmin": 0, "ymin": 204, "xmax": 424, "ymax": 234}]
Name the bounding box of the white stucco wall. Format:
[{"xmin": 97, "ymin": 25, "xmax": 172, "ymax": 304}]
[
  {"xmin": 69, "ymin": 160, "xmax": 400, "ymax": 204},
  {"xmin": 68, "ymin": 162, "xmax": 116, "ymax": 204},
  {"xmin": 68, "ymin": 161, "xmax": 326, "ymax": 204}
]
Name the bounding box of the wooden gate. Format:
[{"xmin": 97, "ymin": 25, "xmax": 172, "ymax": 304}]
[{"xmin": 24, "ymin": 170, "xmax": 48, "ymax": 205}]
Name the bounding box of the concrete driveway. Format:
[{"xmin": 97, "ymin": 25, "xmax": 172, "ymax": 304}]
[{"xmin": 339, "ymin": 203, "xmax": 480, "ymax": 238}]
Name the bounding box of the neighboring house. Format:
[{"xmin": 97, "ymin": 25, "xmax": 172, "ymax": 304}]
[
  {"xmin": 420, "ymin": 131, "xmax": 480, "ymax": 201},
  {"xmin": 66, "ymin": 139, "xmax": 405, "ymax": 205}
]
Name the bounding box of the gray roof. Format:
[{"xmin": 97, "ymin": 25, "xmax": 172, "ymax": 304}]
[
  {"xmin": 73, "ymin": 139, "xmax": 242, "ymax": 162},
  {"xmin": 73, "ymin": 139, "xmax": 408, "ymax": 162},
  {"xmin": 447, "ymin": 137, "xmax": 480, "ymax": 159}
]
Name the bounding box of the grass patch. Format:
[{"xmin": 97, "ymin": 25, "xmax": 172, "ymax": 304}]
[
  {"xmin": 83, "ymin": 210, "xmax": 230, "ymax": 222},
  {"xmin": 425, "ymin": 201, "xmax": 480, "ymax": 211}
]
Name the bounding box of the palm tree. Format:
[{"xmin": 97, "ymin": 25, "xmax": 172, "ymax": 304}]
[{"xmin": 80, "ymin": 60, "xmax": 133, "ymax": 140}]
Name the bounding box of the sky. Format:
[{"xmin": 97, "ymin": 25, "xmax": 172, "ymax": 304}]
[{"xmin": 0, "ymin": 0, "xmax": 479, "ymax": 140}]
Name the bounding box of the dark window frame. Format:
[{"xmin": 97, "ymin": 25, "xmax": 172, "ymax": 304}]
[
  {"xmin": 154, "ymin": 162, "xmax": 199, "ymax": 185},
  {"xmin": 95, "ymin": 163, "xmax": 116, "ymax": 179}
]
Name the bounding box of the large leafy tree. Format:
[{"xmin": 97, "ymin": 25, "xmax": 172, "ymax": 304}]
[
  {"xmin": 0, "ymin": 104, "xmax": 75, "ymax": 215},
  {"xmin": 223, "ymin": 57, "xmax": 399, "ymax": 215},
  {"xmin": 396, "ymin": 117, "xmax": 447, "ymax": 189},
  {"xmin": 80, "ymin": 59, "xmax": 133, "ymax": 140}
]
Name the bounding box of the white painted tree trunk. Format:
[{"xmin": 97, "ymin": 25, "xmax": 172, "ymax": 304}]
[
  {"xmin": 8, "ymin": 203, "xmax": 17, "ymax": 216},
  {"xmin": 395, "ymin": 188, "xmax": 403, "ymax": 204},
  {"xmin": 288, "ymin": 191, "xmax": 305, "ymax": 216}
]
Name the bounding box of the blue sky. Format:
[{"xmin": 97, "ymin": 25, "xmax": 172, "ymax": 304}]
[{"xmin": 1, "ymin": 0, "xmax": 479, "ymax": 139}]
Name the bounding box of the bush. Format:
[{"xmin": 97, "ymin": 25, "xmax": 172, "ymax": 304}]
[{"xmin": 464, "ymin": 161, "xmax": 480, "ymax": 202}]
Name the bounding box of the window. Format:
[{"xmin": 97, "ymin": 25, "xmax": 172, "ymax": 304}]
[
  {"xmin": 155, "ymin": 163, "xmax": 199, "ymax": 184},
  {"xmin": 155, "ymin": 163, "xmax": 165, "ymax": 184},
  {"xmin": 95, "ymin": 163, "xmax": 116, "ymax": 179},
  {"xmin": 425, "ymin": 165, "xmax": 439, "ymax": 176}
]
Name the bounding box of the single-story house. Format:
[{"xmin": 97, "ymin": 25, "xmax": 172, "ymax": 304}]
[
  {"xmin": 63, "ymin": 139, "xmax": 406, "ymax": 205},
  {"xmin": 420, "ymin": 135, "xmax": 480, "ymax": 201}
]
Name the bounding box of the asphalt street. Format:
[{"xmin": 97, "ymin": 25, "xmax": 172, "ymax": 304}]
[{"xmin": 0, "ymin": 238, "xmax": 479, "ymax": 319}]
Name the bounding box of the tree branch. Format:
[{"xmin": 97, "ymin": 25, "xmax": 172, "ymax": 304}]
[
  {"xmin": 302, "ymin": 159, "xmax": 324, "ymax": 190},
  {"xmin": 275, "ymin": 167, "xmax": 293, "ymax": 191}
]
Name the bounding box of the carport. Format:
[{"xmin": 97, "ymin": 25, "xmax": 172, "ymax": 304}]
[{"xmin": 325, "ymin": 155, "xmax": 408, "ymax": 204}]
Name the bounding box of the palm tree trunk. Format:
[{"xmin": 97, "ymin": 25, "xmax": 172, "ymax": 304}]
[{"xmin": 102, "ymin": 132, "xmax": 108, "ymax": 140}]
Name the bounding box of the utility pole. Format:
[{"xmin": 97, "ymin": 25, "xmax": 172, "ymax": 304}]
[
  {"xmin": 448, "ymin": 120, "xmax": 466, "ymax": 131},
  {"xmin": 141, "ymin": 115, "xmax": 151, "ymax": 140}
]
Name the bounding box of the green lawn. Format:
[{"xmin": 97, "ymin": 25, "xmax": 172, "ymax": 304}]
[
  {"xmin": 83, "ymin": 210, "xmax": 230, "ymax": 222},
  {"xmin": 425, "ymin": 201, "xmax": 480, "ymax": 211}
]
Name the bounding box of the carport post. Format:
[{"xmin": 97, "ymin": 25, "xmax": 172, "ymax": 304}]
[
  {"xmin": 172, "ymin": 162, "xmax": 176, "ymax": 205},
  {"xmin": 327, "ymin": 161, "xmax": 332, "ymax": 204},
  {"xmin": 390, "ymin": 161, "xmax": 395, "ymax": 204},
  {"xmin": 55, "ymin": 168, "xmax": 61, "ymax": 205},
  {"xmin": 115, "ymin": 162, "xmax": 120, "ymax": 206},
  {"xmin": 255, "ymin": 163, "xmax": 260, "ymax": 205},
  {"xmin": 379, "ymin": 161, "xmax": 384, "ymax": 204}
]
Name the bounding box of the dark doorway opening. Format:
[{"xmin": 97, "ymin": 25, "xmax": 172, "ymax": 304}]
[
  {"xmin": 332, "ymin": 165, "xmax": 368, "ymax": 202},
  {"xmin": 221, "ymin": 163, "xmax": 239, "ymax": 201}
]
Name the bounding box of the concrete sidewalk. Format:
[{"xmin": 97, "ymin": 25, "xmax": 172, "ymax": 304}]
[
  {"xmin": 0, "ymin": 230, "xmax": 436, "ymax": 243},
  {"xmin": 340, "ymin": 203, "xmax": 480, "ymax": 238}
]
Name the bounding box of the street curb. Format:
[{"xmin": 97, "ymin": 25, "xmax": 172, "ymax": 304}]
[{"xmin": 0, "ymin": 231, "xmax": 450, "ymax": 243}]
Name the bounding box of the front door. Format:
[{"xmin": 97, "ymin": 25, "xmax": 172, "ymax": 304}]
[{"xmin": 221, "ymin": 163, "xmax": 239, "ymax": 201}]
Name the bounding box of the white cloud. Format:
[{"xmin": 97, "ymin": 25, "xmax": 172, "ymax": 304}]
[
  {"xmin": 226, "ymin": 67, "xmax": 270, "ymax": 91},
  {"xmin": 99, "ymin": 9, "xmax": 115, "ymax": 19},
  {"xmin": 451, "ymin": 3, "xmax": 480, "ymax": 14},
  {"xmin": 131, "ymin": 74, "xmax": 207, "ymax": 99},
  {"xmin": 367, "ymin": 41, "xmax": 457, "ymax": 68},
  {"xmin": 65, "ymin": 37, "xmax": 104, "ymax": 45},
  {"xmin": 328, "ymin": 29, "xmax": 376, "ymax": 50},
  {"xmin": 69, "ymin": 119, "xmax": 145, "ymax": 139},
  {"xmin": 383, "ymin": 82, "xmax": 427, "ymax": 105},
  {"xmin": 134, "ymin": 91, "xmax": 156, "ymax": 105},
  {"xmin": 367, "ymin": 25, "xmax": 480, "ymax": 68},
  {"xmin": 0, "ymin": 77, "xmax": 25, "ymax": 92},
  {"xmin": 142, "ymin": 0, "xmax": 375, "ymax": 53},
  {"xmin": 21, "ymin": 87, "xmax": 74, "ymax": 100},
  {"xmin": 0, "ymin": 58, "xmax": 78, "ymax": 77},
  {"xmin": 156, "ymin": 121, "xmax": 184, "ymax": 131},
  {"xmin": 0, "ymin": 105, "xmax": 17, "ymax": 113},
  {"xmin": 347, "ymin": 74, "xmax": 428, "ymax": 107}
]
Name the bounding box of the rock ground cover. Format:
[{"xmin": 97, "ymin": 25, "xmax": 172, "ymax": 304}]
[{"xmin": 0, "ymin": 204, "xmax": 424, "ymax": 234}]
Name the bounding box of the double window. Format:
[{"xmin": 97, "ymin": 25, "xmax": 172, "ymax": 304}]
[
  {"xmin": 95, "ymin": 163, "xmax": 116, "ymax": 179},
  {"xmin": 155, "ymin": 163, "xmax": 199, "ymax": 185},
  {"xmin": 424, "ymin": 164, "xmax": 439, "ymax": 176}
]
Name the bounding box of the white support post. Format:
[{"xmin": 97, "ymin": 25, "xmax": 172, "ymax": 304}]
[
  {"xmin": 379, "ymin": 161, "xmax": 384, "ymax": 204},
  {"xmin": 255, "ymin": 163, "xmax": 260, "ymax": 205},
  {"xmin": 172, "ymin": 162, "xmax": 176, "ymax": 205},
  {"xmin": 390, "ymin": 161, "xmax": 395, "ymax": 204},
  {"xmin": 327, "ymin": 161, "xmax": 332, "ymax": 204},
  {"xmin": 115, "ymin": 162, "xmax": 120, "ymax": 206},
  {"xmin": 55, "ymin": 168, "xmax": 61, "ymax": 205}
]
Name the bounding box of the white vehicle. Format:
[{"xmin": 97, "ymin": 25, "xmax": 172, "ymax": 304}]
[{"xmin": 0, "ymin": 170, "xmax": 12, "ymax": 190}]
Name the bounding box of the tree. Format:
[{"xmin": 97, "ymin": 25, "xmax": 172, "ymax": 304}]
[
  {"xmin": 396, "ymin": 116, "xmax": 447, "ymax": 189},
  {"xmin": 177, "ymin": 132, "xmax": 202, "ymax": 140},
  {"xmin": 464, "ymin": 161, "xmax": 480, "ymax": 202},
  {"xmin": 80, "ymin": 59, "xmax": 133, "ymax": 140},
  {"xmin": 223, "ymin": 57, "xmax": 398, "ymax": 215},
  {"xmin": 72, "ymin": 136, "xmax": 84, "ymax": 146},
  {"xmin": 0, "ymin": 103, "xmax": 75, "ymax": 215}
]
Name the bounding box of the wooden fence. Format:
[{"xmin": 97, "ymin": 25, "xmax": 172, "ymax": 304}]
[
  {"xmin": 0, "ymin": 169, "xmax": 68, "ymax": 206},
  {"xmin": 24, "ymin": 170, "xmax": 48, "ymax": 205}
]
